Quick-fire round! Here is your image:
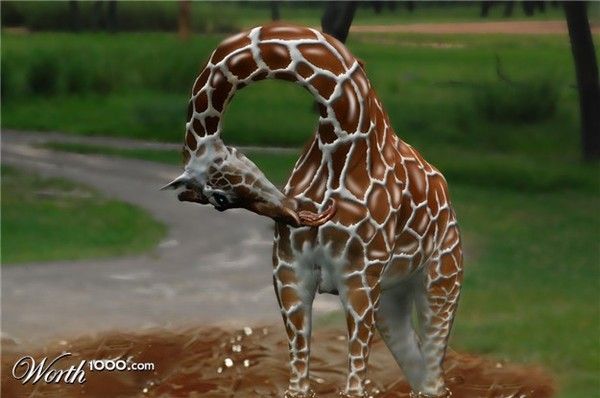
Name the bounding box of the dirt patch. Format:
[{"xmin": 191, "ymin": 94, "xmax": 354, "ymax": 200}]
[
  {"xmin": 351, "ymin": 20, "xmax": 600, "ymax": 35},
  {"xmin": 2, "ymin": 326, "xmax": 555, "ymax": 397}
]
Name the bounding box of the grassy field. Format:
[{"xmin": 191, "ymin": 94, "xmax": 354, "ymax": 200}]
[
  {"xmin": 3, "ymin": 31, "xmax": 598, "ymax": 166},
  {"xmin": 43, "ymin": 140, "xmax": 600, "ymax": 397},
  {"xmin": 1, "ymin": 166, "xmax": 166, "ymax": 264}
]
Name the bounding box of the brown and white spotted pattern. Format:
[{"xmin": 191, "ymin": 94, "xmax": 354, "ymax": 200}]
[{"xmin": 165, "ymin": 23, "xmax": 463, "ymax": 398}]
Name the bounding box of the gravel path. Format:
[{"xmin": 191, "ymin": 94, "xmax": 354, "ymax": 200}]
[{"xmin": 1, "ymin": 130, "xmax": 337, "ymax": 344}]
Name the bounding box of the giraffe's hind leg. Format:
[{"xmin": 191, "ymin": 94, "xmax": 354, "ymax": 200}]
[
  {"xmin": 414, "ymin": 227, "xmax": 463, "ymax": 397},
  {"xmin": 375, "ymin": 280, "xmax": 427, "ymax": 392}
]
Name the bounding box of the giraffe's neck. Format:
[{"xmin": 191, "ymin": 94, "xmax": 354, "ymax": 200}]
[{"xmin": 184, "ymin": 23, "xmax": 382, "ymax": 162}]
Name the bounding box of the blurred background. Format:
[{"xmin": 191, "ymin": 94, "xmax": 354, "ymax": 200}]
[{"xmin": 1, "ymin": 2, "xmax": 598, "ymax": 397}]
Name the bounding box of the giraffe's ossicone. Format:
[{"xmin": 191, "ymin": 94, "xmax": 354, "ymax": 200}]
[{"xmin": 164, "ymin": 23, "xmax": 463, "ymax": 398}]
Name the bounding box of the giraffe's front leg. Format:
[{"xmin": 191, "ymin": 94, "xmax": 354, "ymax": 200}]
[
  {"xmin": 273, "ymin": 258, "xmax": 318, "ymax": 398},
  {"xmin": 340, "ymin": 271, "xmax": 382, "ymax": 397}
]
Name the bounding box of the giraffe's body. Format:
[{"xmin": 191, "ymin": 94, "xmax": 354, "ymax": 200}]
[{"xmin": 166, "ymin": 23, "xmax": 463, "ymax": 398}]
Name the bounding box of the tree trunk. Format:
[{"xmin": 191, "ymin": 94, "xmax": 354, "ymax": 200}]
[
  {"xmin": 107, "ymin": 0, "xmax": 117, "ymax": 33},
  {"xmin": 178, "ymin": 0, "xmax": 191, "ymax": 40},
  {"xmin": 565, "ymin": 1, "xmax": 600, "ymax": 161},
  {"xmin": 321, "ymin": 1, "xmax": 357, "ymax": 43},
  {"xmin": 271, "ymin": 1, "xmax": 280, "ymax": 21}
]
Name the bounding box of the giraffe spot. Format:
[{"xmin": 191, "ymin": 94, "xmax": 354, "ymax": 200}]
[
  {"xmin": 296, "ymin": 334, "xmax": 307, "ymax": 350},
  {"xmin": 324, "ymin": 34, "xmax": 355, "ymax": 68},
  {"xmin": 345, "ymin": 274, "xmax": 363, "ymax": 291},
  {"xmin": 427, "ymin": 173, "xmax": 446, "ymax": 215},
  {"xmin": 356, "ymin": 321, "xmax": 370, "ymax": 342},
  {"xmin": 275, "ymin": 224, "xmax": 294, "ymax": 262},
  {"xmin": 332, "ymin": 80, "xmax": 360, "ymax": 133},
  {"xmin": 210, "ymin": 69, "xmax": 233, "ymax": 112},
  {"xmin": 344, "ymin": 164, "xmax": 369, "ymax": 201},
  {"xmin": 211, "ymin": 32, "xmax": 251, "ymax": 64},
  {"xmin": 330, "ymin": 141, "xmax": 352, "ymax": 190},
  {"xmin": 274, "ymin": 71, "xmax": 296, "ymax": 82},
  {"xmin": 192, "ymin": 118, "xmax": 206, "ymax": 136},
  {"xmin": 321, "ymin": 226, "xmax": 349, "ymax": 256},
  {"xmin": 382, "ymin": 141, "xmax": 396, "ymax": 167},
  {"xmin": 395, "ymin": 232, "xmax": 418, "ymax": 255},
  {"xmin": 185, "ymin": 131, "xmax": 197, "ymax": 151},
  {"xmin": 384, "ymin": 217, "xmax": 396, "ymax": 246},
  {"xmin": 192, "ymin": 68, "xmax": 210, "ymax": 95},
  {"xmin": 406, "ymin": 160, "xmax": 427, "ymax": 203},
  {"xmin": 292, "ymin": 359, "xmax": 306, "ymax": 375},
  {"xmin": 194, "ymin": 91, "xmax": 208, "ymax": 114},
  {"xmin": 292, "ymin": 225, "xmax": 318, "ymax": 253},
  {"xmin": 237, "ymin": 82, "xmax": 247, "ymax": 89},
  {"xmin": 196, "ymin": 144, "xmax": 206, "ymax": 158},
  {"xmin": 226, "ymin": 49, "xmax": 258, "ymax": 80},
  {"xmin": 440, "ymin": 255, "xmax": 458, "ymax": 275},
  {"xmin": 304, "ymin": 165, "xmax": 328, "ymax": 203},
  {"xmin": 296, "ymin": 61, "xmax": 314, "ymax": 79},
  {"xmin": 251, "ymin": 70, "xmax": 268, "ymax": 81},
  {"xmin": 368, "ymin": 136, "xmax": 386, "ymax": 180},
  {"xmin": 352, "ymin": 68, "xmax": 370, "ymax": 98},
  {"xmin": 348, "ymin": 288, "xmax": 370, "ymax": 317},
  {"xmin": 298, "ymin": 43, "xmax": 345, "ymax": 75},
  {"xmin": 280, "ymin": 286, "xmax": 301, "ymax": 311},
  {"xmin": 205, "ymin": 116, "xmax": 220, "ymax": 135},
  {"xmin": 444, "ymin": 225, "xmax": 459, "ymax": 246},
  {"xmin": 335, "ymin": 199, "xmax": 367, "ymax": 226},
  {"xmin": 385, "ymin": 257, "xmax": 411, "ymax": 280},
  {"xmin": 225, "ymin": 174, "xmax": 242, "ymax": 185},
  {"xmin": 387, "ymin": 173, "xmax": 402, "ymax": 209},
  {"xmin": 288, "ymin": 308, "xmax": 304, "ymax": 330},
  {"xmin": 318, "ymin": 122, "xmax": 336, "ymax": 144},
  {"xmin": 437, "ymin": 209, "xmax": 451, "ymax": 238},
  {"xmin": 356, "ymin": 220, "xmax": 376, "ymax": 243},
  {"xmin": 260, "ymin": 24, "xmax": 318, "ymax": 41},
  {"xmin": 367, "ymin": 183, "xmax": 389, "ymax": 224},
  {"xmin": 347, "ymin": 237, "xmax": 365, "ymax": 261},
  {"xmin": 409, "ymin": 205, "xmax": 429, "ymax": 236},
  {"xmin": 309, "ymin": 74, "xmax": 337, "ymax": 100},
  {"xmin": 287, "ymin": 142, "xmax": 322, "ymax": 196},
  {"xmin": 258, "ymin": 43, "xmax": 292, "ymax": 70},
  {"xmin": 349, "ymin": 339, "xmax": 362, "ymax": 356},
  {"xmin": 367, "ymin": 230, "xmax": 388, "ymax": 260}
]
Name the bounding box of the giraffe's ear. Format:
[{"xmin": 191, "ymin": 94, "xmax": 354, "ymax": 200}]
[{"xmin": 160, "ymin": 172, "xmax": 190, "ymax": 191}]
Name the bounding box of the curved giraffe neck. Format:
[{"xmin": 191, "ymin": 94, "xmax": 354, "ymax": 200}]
[{"xmin": 184, "ymin": 23, "xmax": 379, "ymax": 156}]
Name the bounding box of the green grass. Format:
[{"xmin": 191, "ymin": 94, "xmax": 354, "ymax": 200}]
[
  {"xmin": 42, "ymin": 141, "xmax": 600, "ymax": 397},
  {"xmin": 3, "ymin": 31, "xmax": 598, "ymax": 166},
  {"xmin": 1, "ymin": 166, "xmax": 166, "ymax": 264}
]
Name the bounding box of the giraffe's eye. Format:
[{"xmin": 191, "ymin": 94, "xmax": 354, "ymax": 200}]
[{"xmin": 213, "ymin": 193, "xmax": 228, "ymax": 207}]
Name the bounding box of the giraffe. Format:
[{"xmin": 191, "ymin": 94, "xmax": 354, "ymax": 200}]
[{"xmin": 163, "ymin": 23, "xmax": 463, "ymax": 398}]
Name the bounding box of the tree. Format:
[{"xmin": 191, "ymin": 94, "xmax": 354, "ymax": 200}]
[
  {"xmin": 565, "ymin": 1, "xmax": 600, "ymax": 160},
  {"xmin": 321, "ymin": 1, "xmax": 357, "ymax": 43},
  {"xmin": 178, "ymin": 0, "xmax": 191, "ymax": 40}
]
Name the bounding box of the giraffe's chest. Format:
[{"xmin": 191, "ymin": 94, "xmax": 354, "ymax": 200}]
[{"xmin": 285, "ymin": 224, "xmax": 360, "ymax": 295}]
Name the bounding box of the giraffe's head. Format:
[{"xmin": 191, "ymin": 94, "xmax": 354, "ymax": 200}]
[{"xmin": 162, "ymin": 136, "xmax": 335, "ymax": 228}]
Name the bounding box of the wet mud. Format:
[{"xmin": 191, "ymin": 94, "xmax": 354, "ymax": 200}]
[{"xmin": 2, "ymin": 326, "xmax": 554, "ymax": 397}]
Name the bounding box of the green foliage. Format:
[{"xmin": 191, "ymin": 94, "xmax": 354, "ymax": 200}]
[
  {"xmin": 27, "ymin": 53, "xmax": 59, "ymax": 95},
  {"xmin": 474, "ymin": 79, "xmax": 560, "ymax": 123},
  {"xmin": 1, "ymin": 166, "xmax": 166, "ymax": 264}
]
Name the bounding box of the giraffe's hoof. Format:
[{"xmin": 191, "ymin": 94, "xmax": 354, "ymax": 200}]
[
  {"xmin": 409, "ymin": 387, "xmax": 452, "ymax": 398},
  {"xmin": 284, "ymin": 388, "xmax": 317, "ymax": 398}
]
